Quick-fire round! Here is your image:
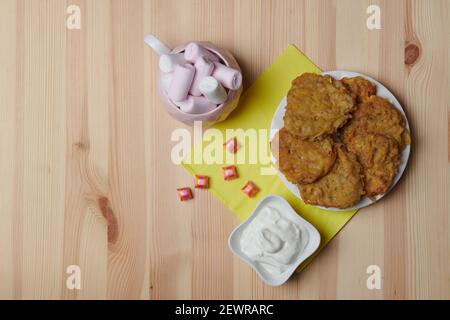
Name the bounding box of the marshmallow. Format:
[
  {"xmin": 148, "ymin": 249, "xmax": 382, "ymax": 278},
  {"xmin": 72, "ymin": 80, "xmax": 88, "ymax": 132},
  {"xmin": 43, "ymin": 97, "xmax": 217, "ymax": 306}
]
[
  {"xmin": 168, "ymin": 64, "xmax": 195, "ymax": 102},
  {"xmin": 184, "ymin": 43, "xmax": 220, "ymax": 63},
  {"xmin": 159, "ymin": 53, "xmax": 187, "ymax": 73},
  {"xmin": 144, "ymin": 34, "xmax": 171, "ymax": 55},
  {"xmin": 199, "ymin": 76, "xmax": 228, "ymax": 105},
  {"xmin": 160, "ymin": 73, "xmax": 173, "ymax": 93},
  {"xmin": 189, "ymin": 57, "xmax": 214, "ymax": 96},
  {"xmin": 212, "ymin": 62, "xmax": 242, "ymax": 90},
  {"xmin": 176, "ymin": 96, "xmax": 217, "ymax": 114}
]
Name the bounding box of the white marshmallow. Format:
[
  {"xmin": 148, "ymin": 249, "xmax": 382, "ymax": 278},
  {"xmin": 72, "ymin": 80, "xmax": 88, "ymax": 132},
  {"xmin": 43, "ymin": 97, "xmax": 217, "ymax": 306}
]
[
  {"xmin": 199, "ymin": 76, "xmax": 228, "ymax": 105},
  {"xmin": 159, "ymin": 53, "xmax": 187, "ymax": 73},
  {"xmin": 176, "ymin": 96, "xmax": 217, "ymax": 114},
  {"xmin": 144, "ymin": 34, "xmax": 171, "ymax": 55}
]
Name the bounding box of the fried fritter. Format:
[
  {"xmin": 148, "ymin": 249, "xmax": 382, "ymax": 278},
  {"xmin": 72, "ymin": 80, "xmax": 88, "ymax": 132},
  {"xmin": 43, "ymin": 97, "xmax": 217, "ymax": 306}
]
[
  {"xmin": 299, "ymin": 145, "xmax": 365, "ymax": 209},
  {"xmin": 342, "ymin": 95, "xmax": 409, "ymax": 149},
  {"xmin": 345, "ymin": 133, "xmax": 400, "ymax": 199},
  {"xmin": 337, "ymin": 76, "xmax": 376, "ymax": 103},
  {"xmin": 284, "ymin": 73, "xmax": 355, "ymax": 140},
  {"xmin": 271, "ymin": 128, "xmax": 336, "ymax": 184}
]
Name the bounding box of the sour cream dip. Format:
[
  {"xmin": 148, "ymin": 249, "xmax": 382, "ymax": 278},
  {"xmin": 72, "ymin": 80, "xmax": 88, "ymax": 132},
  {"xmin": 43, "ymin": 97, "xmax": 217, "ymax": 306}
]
[{"xmin": 239, "ymin": 205, "xmax": 308, "ymax": 275}]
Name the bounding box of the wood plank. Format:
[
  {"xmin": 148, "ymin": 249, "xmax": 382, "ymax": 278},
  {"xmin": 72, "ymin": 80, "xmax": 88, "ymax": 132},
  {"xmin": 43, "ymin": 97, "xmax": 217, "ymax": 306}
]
[
  {"xmin": 14, "ymin": 0, "xmax": 67, "ymax": 299},
  {"xmin": 0, "ymin": 0, "xmax": 18, "ymax": 299}
]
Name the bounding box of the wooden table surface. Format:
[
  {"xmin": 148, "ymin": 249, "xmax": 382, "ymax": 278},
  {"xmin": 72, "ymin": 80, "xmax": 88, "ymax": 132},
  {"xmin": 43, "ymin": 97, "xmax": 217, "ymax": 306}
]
[{"xmin": 0, "ymin": 0, "xmax": 449, "ymax": 300}]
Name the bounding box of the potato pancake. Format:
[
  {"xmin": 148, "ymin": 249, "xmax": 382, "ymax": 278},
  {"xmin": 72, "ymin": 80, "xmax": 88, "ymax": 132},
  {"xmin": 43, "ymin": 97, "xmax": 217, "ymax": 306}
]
[
  {"xmin": 271, "ymin": 128, "xmax": 336, "ymax": 184},
  {"xmin": 345, "ymin": 133, "xmax": 400, "ymax": 199},
  {"xmin": 342, "ymin": 95, "xmax": 409, "ymax": 149},
  {"xmin": 299, "ymin": 145, "xmax": 365, "ymax": 209},
  {"xmin": 337, "ymin": 76, "xmax": 376, "ymax": 103},
  {"xmin": 284, "ymin": 73, "xmax": 355, "ymax": 140}
]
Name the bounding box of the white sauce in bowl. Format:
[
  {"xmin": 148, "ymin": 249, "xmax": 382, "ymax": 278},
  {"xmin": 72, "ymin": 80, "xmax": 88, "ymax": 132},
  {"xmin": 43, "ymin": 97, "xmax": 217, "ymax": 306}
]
[{"xmin": 240, "ymin": 205, "xmax": 308, "ymax": 275}]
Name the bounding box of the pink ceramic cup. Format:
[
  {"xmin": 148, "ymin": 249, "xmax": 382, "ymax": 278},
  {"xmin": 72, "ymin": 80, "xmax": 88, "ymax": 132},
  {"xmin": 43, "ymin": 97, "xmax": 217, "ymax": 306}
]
[{"xmin": 148, "ymin": 36, "xmax": 243, "ymax": 126}]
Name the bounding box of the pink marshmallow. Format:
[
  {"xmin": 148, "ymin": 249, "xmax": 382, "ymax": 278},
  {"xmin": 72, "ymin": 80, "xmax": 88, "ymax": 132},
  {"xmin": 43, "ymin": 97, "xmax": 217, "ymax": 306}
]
[
  {"xmin": 168, "ymin": 64, "xmax": 195, "ymax": 102},
  {"xmin": 177, "ymin": 96, "xmax": 217, "ymax": 114},
  {"xmin": 189, "ymin": 57, "xmax": 214, "ymax": 96},
  {"xmin": 184, "ymin": 43, "xmax": 220, "ymax": 63},
  {"xmin": 212, "ymin": 62, "xmax": 242, "ymax": 90}
]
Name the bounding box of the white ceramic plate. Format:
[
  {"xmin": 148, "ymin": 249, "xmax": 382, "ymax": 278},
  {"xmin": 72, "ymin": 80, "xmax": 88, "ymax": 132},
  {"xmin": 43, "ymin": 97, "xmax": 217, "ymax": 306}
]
[
  {"xmin": 228, "ymin": 195, "xmax": 321, "ymax": 286},
  {"xmin": 270, "ymin": 71, "xmax": 411, "ymax": 211}
]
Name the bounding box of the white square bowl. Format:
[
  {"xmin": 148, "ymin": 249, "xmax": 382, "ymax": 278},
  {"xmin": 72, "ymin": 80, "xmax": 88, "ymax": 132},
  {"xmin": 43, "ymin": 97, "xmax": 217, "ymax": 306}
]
[{"xmin": 228, "ymin": 195, "xmax": 321, "ymax": 286}]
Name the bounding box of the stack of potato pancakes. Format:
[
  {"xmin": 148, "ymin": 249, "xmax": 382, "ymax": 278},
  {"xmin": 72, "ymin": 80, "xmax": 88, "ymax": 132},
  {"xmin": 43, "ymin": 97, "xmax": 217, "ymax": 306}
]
[{"xmin": 271, "ymin": 73, "xmax": 410, "ymax": 209}]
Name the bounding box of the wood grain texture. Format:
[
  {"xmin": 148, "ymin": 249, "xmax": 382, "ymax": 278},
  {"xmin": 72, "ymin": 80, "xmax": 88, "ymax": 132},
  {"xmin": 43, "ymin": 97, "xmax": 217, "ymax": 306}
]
[{"xmin": 0, "ymin": 0, "xmax": 449, "ymax": 299}]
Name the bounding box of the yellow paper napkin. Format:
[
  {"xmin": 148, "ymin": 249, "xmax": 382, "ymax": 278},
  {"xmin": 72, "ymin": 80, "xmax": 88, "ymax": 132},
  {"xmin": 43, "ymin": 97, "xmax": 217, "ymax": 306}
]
[{"xmin": 182, "ymin": 44, "xmax": 358, "ymax": 271}]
